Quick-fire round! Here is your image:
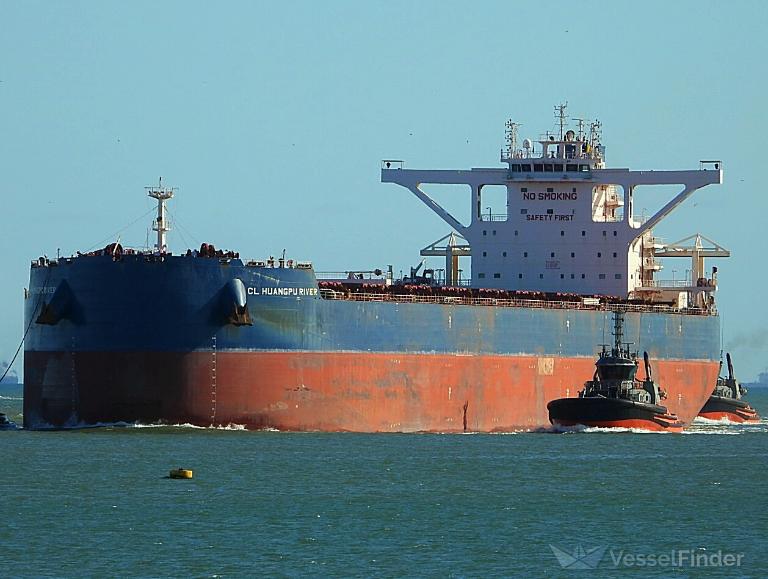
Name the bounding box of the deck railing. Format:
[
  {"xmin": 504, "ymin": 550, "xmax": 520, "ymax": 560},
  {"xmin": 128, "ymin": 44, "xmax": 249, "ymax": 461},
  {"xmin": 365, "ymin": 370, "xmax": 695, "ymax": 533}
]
[
  {"xmin": 318, "ymin": 289, "xmax": 714, "ymax": 316},
  {"xmin": 478, "ymin": 213, "xmax": 508, "ymax": 222}
]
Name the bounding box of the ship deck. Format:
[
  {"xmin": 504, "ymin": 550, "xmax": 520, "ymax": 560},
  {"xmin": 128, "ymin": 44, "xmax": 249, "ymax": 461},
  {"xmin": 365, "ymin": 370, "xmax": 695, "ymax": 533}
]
[{"xmin": 317, "ymin": 286, "xmax": 715, "ymax": 316}]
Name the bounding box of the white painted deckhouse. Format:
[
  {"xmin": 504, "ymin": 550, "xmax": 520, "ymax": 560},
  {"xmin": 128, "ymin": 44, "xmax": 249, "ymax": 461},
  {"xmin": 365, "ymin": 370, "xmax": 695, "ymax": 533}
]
[{"xmin": 382, "ymin": 104, "xmax": 728, "ymax": 309}]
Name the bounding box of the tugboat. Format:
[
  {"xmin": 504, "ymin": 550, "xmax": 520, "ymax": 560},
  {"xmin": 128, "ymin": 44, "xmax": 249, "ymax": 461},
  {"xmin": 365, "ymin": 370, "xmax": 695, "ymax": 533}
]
[
  {"xmin": 547, "ymin": 311, "xmax": 684, "ymax": 432},
  {"xmin": 0, "ymin": 412, "xmax": 18, "ymax": 430},
  {"xmin": 698, "ymin": 353, "xmax": 760, "ymax": 423}
]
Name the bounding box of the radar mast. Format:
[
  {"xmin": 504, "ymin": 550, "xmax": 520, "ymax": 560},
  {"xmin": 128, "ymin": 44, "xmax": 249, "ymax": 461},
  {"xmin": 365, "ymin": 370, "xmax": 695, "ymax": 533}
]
[
  {"xmin": 555, "ymin": 102, "xmax": 568, "ymax": 140},
  {"xmin": 504, "ymin": 120, "xmax": 520, "ymax": 160},
  {"xmin": 146, "ymin": 177, "xmax": 176, "ymax": 253}
]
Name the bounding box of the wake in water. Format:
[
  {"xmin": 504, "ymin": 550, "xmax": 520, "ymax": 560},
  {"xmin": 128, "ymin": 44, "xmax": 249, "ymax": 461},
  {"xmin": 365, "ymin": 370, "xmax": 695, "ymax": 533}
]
[
  {"xmin": 103, "ymin": 421, "xmax": 251, "ymax": 431},
  {"xmin": 541, "ymin": 424, "xmax": 672, "ymax": 434},
  {"xmin": 683, "ymin": 415, "xmax": 768, "ymax": 435},
  {"xmin": 541, "ymin": 422, "xmax": 768, "ymax": 435},
  {"xmin": 693, "ymin": 416, "xmax": 750, "ymax": 425},
  {"xmin": 129, "ymin": 422, "xmax": 249, "ymax": 431},
  {"xmin": 23, "ymin": 419, "xmax": 255, "ymax": 432}
]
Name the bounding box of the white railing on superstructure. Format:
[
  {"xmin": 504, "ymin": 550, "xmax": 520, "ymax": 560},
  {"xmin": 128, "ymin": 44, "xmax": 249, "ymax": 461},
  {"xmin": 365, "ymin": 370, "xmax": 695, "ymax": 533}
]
[
  {"xmin": 478, "ymin": 213, "xmax": 508, "ymax": 222},
  {"xmin": 640, "ymin": 279, "xmax": 696, "ymax": 288}
]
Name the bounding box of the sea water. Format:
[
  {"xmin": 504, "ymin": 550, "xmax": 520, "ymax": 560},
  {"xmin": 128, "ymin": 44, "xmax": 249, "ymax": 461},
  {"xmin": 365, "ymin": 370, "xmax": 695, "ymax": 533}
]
[{"xmin": 1, "ymin": 388, "xmax": 766, "ymax": 577}]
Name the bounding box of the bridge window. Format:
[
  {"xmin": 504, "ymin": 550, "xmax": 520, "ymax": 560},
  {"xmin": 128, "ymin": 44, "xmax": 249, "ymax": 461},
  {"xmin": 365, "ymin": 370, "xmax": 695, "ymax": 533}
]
[
  {"xmin": 544, "ymin": 164, "xmax": 553, "ymax": 172},
  {"xmin": 494, "ymin": 273, "xmax": 501, "ymax": 279},
  {"xmin": 520, "ymin": 164, "xmax": 531, "ymax": 172},
  {"xmin": 554, "ymin": 164, "xmax": 563, "ymax": 172},
  {"xmin": 579, "ymin": 164, "xmax": 589, "ymax": 172},
  {"xmin": 566, "ymin": 164, "xmax": 577, "ymax": 172},
  {"xmin": 511, "ymin": 165, "xmax": 521, "ymax": 172},
  {"xmin": 534, "ymin": 164, "xmax": 544, "ymax": 172}
]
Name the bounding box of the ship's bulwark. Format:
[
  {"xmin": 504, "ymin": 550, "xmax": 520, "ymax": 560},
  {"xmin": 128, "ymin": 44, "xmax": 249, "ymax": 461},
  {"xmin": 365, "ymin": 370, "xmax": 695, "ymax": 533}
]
[{"xmin": 24, "ymin": 351, "xmax": 717, "ymax": 431}]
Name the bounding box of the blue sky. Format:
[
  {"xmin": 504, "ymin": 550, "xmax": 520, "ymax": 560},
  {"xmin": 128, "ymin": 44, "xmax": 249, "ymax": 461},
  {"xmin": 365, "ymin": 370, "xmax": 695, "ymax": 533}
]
[{"xmin": 1, "ymin": 0, "xmax": 767, "ymax": 379}]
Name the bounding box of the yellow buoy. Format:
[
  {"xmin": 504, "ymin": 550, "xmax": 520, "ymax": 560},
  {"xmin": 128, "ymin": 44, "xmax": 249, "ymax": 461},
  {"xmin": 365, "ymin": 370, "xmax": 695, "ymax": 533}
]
[{"xmin": 169, "ymin": 468, "xmax": 193, "ymax": 479}]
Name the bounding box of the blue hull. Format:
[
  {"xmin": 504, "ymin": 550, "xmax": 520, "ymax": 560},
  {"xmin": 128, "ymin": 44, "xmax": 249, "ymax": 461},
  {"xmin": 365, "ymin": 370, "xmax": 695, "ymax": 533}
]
[{"xmin": 25, "ymin": 255, "xmax": 720, "ymax": 358}]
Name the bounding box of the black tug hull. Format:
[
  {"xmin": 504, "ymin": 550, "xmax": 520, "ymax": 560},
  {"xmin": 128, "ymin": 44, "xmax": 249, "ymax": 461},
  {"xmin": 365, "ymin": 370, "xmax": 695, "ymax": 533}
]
[
  {"xmin": 547, "ymin": 397, "xmax": 683, "ymax": 432},
  {"xmin": 698, "ymin": 396, "xmax": 760, "ymax": 423}
]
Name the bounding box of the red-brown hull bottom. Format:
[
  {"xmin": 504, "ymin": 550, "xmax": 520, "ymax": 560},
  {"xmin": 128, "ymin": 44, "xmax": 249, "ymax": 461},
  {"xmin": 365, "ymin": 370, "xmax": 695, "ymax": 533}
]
[
  {"xmin": 697, "ymin": 410, "xmax": 760, "ymax": 424},
  {"xmin": 24, "ymin": 351, "xmax": 718, "ymax": 431}
]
